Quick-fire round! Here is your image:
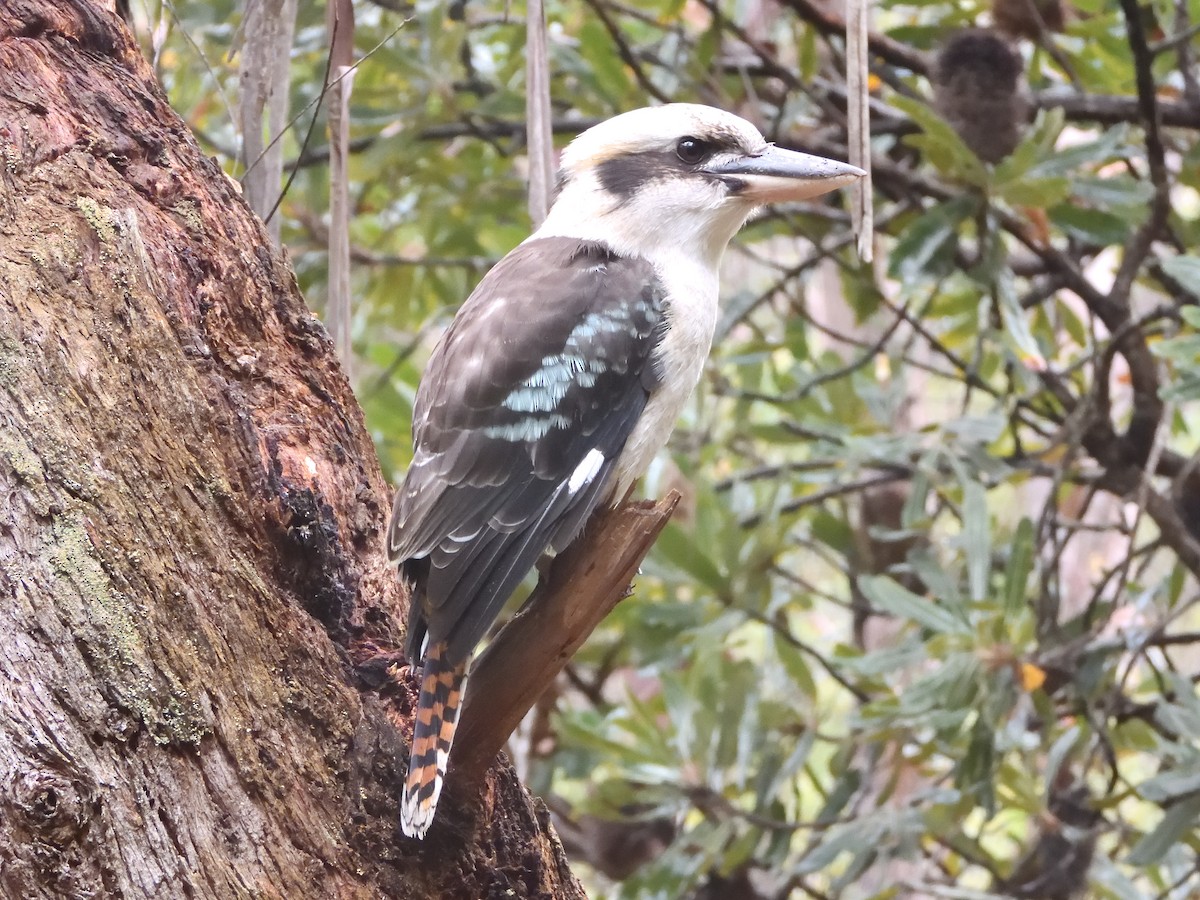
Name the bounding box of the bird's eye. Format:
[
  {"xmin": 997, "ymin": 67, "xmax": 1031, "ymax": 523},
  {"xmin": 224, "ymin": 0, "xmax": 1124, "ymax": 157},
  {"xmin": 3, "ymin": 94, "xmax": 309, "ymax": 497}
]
[{"xmin": 676, "ymin": 137, "xmax": 711, "ymax": 165}]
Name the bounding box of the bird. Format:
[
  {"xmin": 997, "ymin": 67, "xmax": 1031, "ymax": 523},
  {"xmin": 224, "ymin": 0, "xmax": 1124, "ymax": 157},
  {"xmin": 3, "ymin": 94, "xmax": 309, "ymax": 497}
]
[{"xmin": 387, "ymin": 103, "xmax": 863, "ymax": 839}]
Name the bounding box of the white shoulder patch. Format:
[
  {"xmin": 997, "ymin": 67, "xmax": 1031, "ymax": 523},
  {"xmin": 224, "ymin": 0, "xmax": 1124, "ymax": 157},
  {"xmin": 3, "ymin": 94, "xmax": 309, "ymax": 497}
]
[{"xmin": 568, "ymin": 448, "xmax": 606, "ymax": 495}]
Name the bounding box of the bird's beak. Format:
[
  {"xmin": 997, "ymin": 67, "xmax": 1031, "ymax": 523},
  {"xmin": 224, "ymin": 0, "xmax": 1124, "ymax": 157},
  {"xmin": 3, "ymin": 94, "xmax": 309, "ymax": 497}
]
[{"xmin": 708, "ymin": 145, "xmax": 865, "ymax": 203}]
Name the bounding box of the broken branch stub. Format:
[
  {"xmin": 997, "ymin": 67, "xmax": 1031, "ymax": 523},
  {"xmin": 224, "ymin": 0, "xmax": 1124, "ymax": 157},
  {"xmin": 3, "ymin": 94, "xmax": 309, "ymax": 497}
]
[{"xmin": 451, "ymin": 493, "xmax": 680, "ymax": 784}]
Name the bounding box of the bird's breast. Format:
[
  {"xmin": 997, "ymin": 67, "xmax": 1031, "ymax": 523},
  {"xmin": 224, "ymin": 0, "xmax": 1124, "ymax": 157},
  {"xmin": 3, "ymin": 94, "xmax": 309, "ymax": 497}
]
[{"xmin": 608, "ymin": 254, "xmax": 720, "ymax": 500}]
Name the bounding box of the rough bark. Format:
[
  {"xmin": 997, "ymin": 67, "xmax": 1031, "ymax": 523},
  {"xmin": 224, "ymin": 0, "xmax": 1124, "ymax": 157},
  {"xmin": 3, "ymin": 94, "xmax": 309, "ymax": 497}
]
[{"xmin": 0, "ymin": 2, "xmax": 586, "ymax": 896}]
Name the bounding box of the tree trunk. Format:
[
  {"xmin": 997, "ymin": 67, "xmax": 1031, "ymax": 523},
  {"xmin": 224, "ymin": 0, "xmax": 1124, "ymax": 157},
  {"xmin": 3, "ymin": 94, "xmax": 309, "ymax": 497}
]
[{"xmin": 0, "ymin": 2, "xmax": 584, "ymax": 897}]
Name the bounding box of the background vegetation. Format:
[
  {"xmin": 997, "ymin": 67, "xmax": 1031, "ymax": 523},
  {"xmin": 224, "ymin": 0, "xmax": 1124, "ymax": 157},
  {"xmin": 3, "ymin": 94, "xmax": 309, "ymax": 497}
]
[{"xmin": 136, "ymin": 0, "xmax": 1199, "ymax": 896}]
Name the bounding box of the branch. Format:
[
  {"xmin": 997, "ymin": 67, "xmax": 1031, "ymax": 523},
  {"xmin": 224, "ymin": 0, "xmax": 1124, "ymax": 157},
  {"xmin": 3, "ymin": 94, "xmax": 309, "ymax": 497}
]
[
  {"xmin": 1102, "ymin": 468, "xmax": 1200, "ymax": 580},
  {"xmin": 1112, "ymin": 0, "xmax": 1171, "ymax": 308},
  {"xmin": 779, "ymin": 0, "xmax": 930, "ymax": 76},
  {"xmin": 1035, "ymin": 90, "xmax": 1200, "ymax": 130},
  {"xmin": 292, "ymin": 206, "xmax": 496, "ymax": 270},
  {"xmin": 740, "ymin": 470, "xmax": 908, "ymax": 528},
  {"xmin": 285, "ymin": 117, "xmax": 605, "ymax": 171},
  {"xmin": 275, "ymin": 94, "xmax": 1200, "ymax": 181},
  {"xmin": 1103, "ymin": 0, "xmax": 1169, "ymax": 468},
  {"xmin": 581, "ymin": 0, "xmax": 672, "ymax": 103},
  {"xmin": 451, "ymin": 494, "xmax": 680, "ymax": 785}
]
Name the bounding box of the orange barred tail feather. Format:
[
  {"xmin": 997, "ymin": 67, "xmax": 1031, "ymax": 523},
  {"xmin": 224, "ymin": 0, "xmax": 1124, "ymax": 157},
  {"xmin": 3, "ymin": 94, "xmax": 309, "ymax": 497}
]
[{"xmin": 401, "ymin": 640, "xmax": 467, "ymax": 839}]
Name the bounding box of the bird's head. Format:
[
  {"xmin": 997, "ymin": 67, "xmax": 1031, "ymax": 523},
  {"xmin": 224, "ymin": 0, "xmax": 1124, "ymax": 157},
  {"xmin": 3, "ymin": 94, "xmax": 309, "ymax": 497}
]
[{"xmin": 534, "ymin": 104, "xmax": 863, "ymax": 266}]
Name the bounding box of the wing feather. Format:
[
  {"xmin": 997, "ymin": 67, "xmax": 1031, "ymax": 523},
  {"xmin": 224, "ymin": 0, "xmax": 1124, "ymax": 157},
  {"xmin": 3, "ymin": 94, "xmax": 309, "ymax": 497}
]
[{"xmin": 389, "ymin": 237, "xmax": 665, "ymax": 664}]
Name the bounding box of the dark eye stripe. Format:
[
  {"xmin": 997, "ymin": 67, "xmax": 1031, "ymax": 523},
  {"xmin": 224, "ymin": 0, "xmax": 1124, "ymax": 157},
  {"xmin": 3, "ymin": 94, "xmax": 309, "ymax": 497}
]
[{"xmin": 593, "ymin": 133, "xmax": 748, "ymax": 201}]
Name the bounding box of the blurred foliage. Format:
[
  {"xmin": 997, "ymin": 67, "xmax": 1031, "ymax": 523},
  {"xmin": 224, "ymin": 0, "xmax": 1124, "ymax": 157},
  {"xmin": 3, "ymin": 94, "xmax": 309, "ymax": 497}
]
[{"xmin": 140, "ymin": 0, "xmax": 1200, "ymax": 897}]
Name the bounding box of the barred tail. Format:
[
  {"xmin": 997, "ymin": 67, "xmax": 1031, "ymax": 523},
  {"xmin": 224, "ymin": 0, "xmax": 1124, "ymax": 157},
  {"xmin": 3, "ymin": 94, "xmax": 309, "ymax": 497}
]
[{"xmin": 400, "ymin": 640, "xmax": 467, "ymax": 839}]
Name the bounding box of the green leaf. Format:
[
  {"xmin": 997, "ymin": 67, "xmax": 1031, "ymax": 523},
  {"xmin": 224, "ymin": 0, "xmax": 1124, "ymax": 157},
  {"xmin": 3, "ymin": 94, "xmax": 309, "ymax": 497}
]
[
  {"xmin": 940, "ymin": 414, "xmax": 1007, "ymax": 444},
  {"xmin": 815, "ymin": 768, "xmax": 862, "ymax": 825},
  {"xmin": 1003, "ymin": 517, "xmax": 1035, "ymax": 616},
  {"xmin": 992, "ymin": 108, "xmax": 1064, "ymax": 185},
  {"xmin": 1126, "ymin": 792, "xmax": 1200, "ymax": 866},
  {"xmin": 1152, "ymin": 312, "xmax": 1200, "ymax": 401},
  {"xmin": 774, "ymin": 632, "xmax": 817, "ymax": 698},
  {"xmin": 888, "ymin": 197, "xmax": 976, "ymax": 282},
  {"xmin": 1071, "ymin": 175, "xmax": 1156, "ymax": 208},
  {"xmin": 1025, "ymin": 126, "xmax": 1129, "ymax": 178},
  {"xmin": 656, "ymin": 522, "xmax": 727, "ymax": 593},
  {"xmin": 811, "ymin": 509, "xmax": 854, "ymax": 554},
  {"xmin": 1152, "ymin": 333, "xmax": 1200, "ymax": 364},
  {"xmin": 1089, "ymin": 856, "xmax": 1146, "ymax": 900},
  {"xmin": 1162, "ymin": 374, "xmax": 1200, "ymax": 402},
  {"xmin": 995, "ymin": 176, "xmax": 1070, "ymax": 209},
  {"xmin": 762, "ymin": 727, "xmax": 815, "ymax": 804},
  {"xmin": 1137, "ymin": 758, "xmax": 1200, "ymax": 803},
  {"xmin": 1161, "ymin": 255, "xmax": 1200, "ymax": 296},
  {"xmin": 857, "ymin": 575, "xmax": 971, "ymax": 635},
  {"xmin": 962, "ymin": 480, "xmax": 990, "ymax": 603},
  {"xmin": 891, "ymin": 94, "xmax": 989, "ymax": 184},
  {"xmin": 1049, "ymin": 203, "xmax": 1132, "ymax": 245},
  {"xmin": 795, "ymin": 821, "xmax": 869, "ymax": 874},
  {"xmin": 996, "ymin": 267, "xmax": 1045, "ymax": 369},
  {"xmin": 956, "ymin": 718, "xmax": 996, "ymax": 809},
  {"xmin": 1154, "ymin": 673, "xmax": 1200, "ymax": 739},
  {"xmin": 1045, "ymin": 724, "xmax": 1083, "ymax": 789}
]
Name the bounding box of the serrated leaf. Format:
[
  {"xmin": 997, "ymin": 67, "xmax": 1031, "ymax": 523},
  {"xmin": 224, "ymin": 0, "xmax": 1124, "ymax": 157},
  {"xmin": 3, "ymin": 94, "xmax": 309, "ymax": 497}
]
[{"xmin": 858, "ymin": 575, "xmax": 971, "ymax": 635}]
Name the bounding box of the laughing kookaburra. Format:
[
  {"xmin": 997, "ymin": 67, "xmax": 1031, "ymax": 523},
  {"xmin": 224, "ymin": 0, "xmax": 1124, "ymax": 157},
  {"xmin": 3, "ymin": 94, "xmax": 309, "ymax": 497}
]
[{"xmin": 388, "ymin": 103, "xmax": 863, "ymax": 839}]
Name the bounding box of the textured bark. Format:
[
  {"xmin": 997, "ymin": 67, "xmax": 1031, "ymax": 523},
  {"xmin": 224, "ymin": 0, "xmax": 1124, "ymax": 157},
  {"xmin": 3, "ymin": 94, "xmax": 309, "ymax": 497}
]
[{"xmin": 0, "ymin": 2, "xmax": 584, "ymax": 897}]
